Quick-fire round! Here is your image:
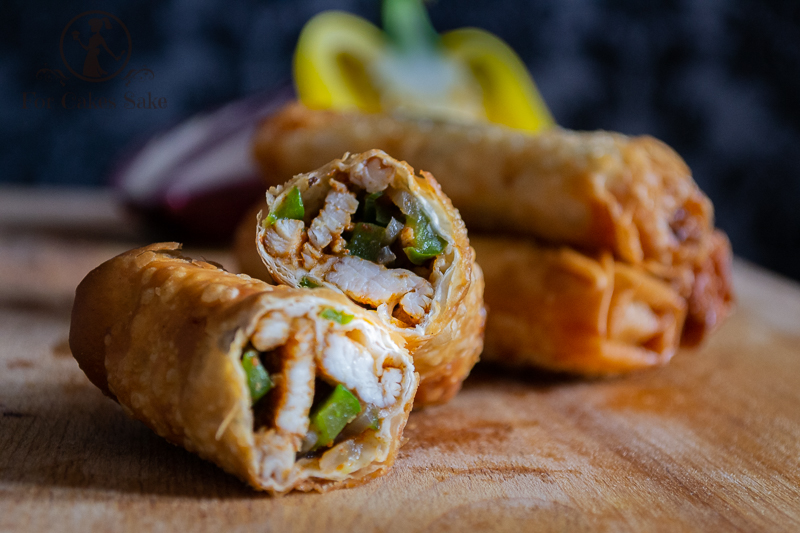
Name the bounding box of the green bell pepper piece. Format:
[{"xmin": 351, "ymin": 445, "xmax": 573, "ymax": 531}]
[
  {"xmin": 402, "ymin": 202, "xmax": 445, "ymax": 265},
  {"xmin": 347, "ymin": 222, "xmax": 386, "ymax": 261},
  {"xmin": 264, "ymin": 187, "xmax": 304, "ymax": 227},
  {"xmin": 403, "ymin": 244, "xmax": 443, "ymax": 265},
  {"xmin": 299, "ymin": 276, "xmax": 320, "ymax": 288},
  {"xmin": 309, "ymin": 384, "xmax": 362, "ymax": 449},
  {"xmin": 320, "ymin": 307, "xmax": 354, "ymax": 325},
  {"xmin": 242, "ymin": 349, "xmax": 273, "ymax": 404}
]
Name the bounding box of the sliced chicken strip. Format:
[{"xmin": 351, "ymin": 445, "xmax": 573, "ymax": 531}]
[
  {"xmin": 251, "ymin": 312, "xmax": 291, "ymax": 352},
  {"xmin": 320, "ymin": 333, "xmax": 403, "ymax": 408},
  {"xmin": 262, "ymin": 219, "xmax": 305, "ymax": 259},
  {"xmin": 324, "ymin": 255, "xmax": 433, "ymax": 323},
  {"xmin": 307, "ymin": 180, "xmax": 359, "ymax": 250},
  {"xmin": 349, "ymin": 157, "xmax": 395, "ymax": 193}
]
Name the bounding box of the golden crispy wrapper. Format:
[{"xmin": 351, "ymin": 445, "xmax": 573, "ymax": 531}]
[
  {"xmin": 254, "ymin": 150, "xmax": 485, "ymax": 406},
  {"xmin": 473, "ymin": 237, "xmax": 688, "ymax": 375},
  {"xmin": 69, "ymin": 243, "xmax": 418, "ymax": 494},
  {"xmin": 252, "ymin": 103, "xmax": 733, "ymax": 346}
]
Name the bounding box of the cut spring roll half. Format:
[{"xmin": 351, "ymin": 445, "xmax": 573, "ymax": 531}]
[
  {"xmin": 256, "ymin": 149, "xmax": 485, "ymax": 406},
  {"xmin": 69, "ymin": 243, "xmax": 418, "ymax": 494},
  {"xmin": 473, "ymin": 237, "xmax": 688, "ymax": 375},
  {"xmin": 254, "ymin": 103, "xmax": 714, "ymax": 269}
]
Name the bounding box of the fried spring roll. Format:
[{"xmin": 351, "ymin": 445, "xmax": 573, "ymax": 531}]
[
  {"xmin": 254, "ymin": 103, "xmax": 713, "ymax": 268},
  {"xmin": 252, "ymin": 103, "xmax": 733, "ymax": 345},
  {"xmin": 69, "ymin": 243, "xmax": 418, "ymax": 494},
  {"xmin": 473, "ymin": 237, "xmax": 688, "ymax": 375},
  {"xmin": 255, "ymin": 150, "xmax": 485, "ymax": 406}
]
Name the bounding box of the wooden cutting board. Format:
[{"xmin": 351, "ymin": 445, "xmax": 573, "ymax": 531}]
[{"xmin": 2, "ymin": 188, "xmax": 799, "ymax": 532}]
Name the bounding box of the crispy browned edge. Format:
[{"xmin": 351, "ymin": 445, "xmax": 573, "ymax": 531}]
[
  {"xmin": 405, "ymin": 168, "xmax": 485, "ymax": 405},
  {"xmin": 680, "ymin": 230, "xmax": 735, "ymax": 347}
]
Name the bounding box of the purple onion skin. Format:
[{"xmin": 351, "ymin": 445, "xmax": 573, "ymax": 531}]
[
  {"xmin": 112, "ymin": 84, "xmax": 293, "ymax": 244},
  {"xmin": 132, "ymin": 179, "xmax": 267, "ymax": 244}
]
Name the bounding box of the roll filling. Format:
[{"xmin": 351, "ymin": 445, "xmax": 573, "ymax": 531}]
[
  {"xmin": 238, "ymin": 315, "xmax": 405, "ymax": 484},
  {"xmin": 259, "ymin": 152, "xmax": 449, "ymax": 327}
]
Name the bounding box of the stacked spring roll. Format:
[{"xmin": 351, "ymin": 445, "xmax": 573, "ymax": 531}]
[
  {"xmin": 254, "ymin": 149, "xmax": 485, "ymax": 404},
  {"xmin": 251, "ymin": 103, "xmax": 734, "ymax": 375},
  {"xmin": 70, "ymin": 243, "xmax": 418, "ymax": 493}
]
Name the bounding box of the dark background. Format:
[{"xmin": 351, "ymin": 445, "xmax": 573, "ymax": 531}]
[{"xmin": 2, "ymin": 0, "xmax": 799, "ymax": 281}]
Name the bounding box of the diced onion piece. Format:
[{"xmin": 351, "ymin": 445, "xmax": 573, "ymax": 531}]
[
  {"xmin": 377, "ymin": 246, "xmax": 396, "ymax": 265},
  {"xmin": 300, "ymin": 430, "xmax": 318, "ymax": 453},
  {"xmin": 337, "ymin": 404, "xmax": 380, "ymax": 441},
  {"xmin": 383, "ymin": 217, "xmax": 404, "ymax": 245}
]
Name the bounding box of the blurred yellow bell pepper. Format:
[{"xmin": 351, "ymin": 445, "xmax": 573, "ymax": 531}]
[{"xmin": 294, "ymin": 0, "xmax": 554, "ymax": 132}]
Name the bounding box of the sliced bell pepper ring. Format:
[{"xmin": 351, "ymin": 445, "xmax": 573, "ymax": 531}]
[
  {"xmin": 294, "ymin": 0, "xmax": 554, "ymax": 132},
  {"xmin": 294, "ymin": 11, "xmax": 384, "ymax": 112},
  {"xmin": 441, "ymin": 28, "xmax": 554, "ymax": 132}
]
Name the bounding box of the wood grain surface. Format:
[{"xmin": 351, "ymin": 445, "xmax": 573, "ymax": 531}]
[{"xmin": 1, "ymin": 188, "xmax": 799, "ymax": 532}]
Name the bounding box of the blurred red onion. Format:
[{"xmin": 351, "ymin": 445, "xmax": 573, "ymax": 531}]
[{"xmin": 111, "ymin": 84, "xmax": 293, "ymax": 243}]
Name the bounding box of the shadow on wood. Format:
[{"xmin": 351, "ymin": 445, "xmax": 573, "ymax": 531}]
[{"xmin": 0, "ymin": 381, "xmax": 257, "ymax": 499}]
